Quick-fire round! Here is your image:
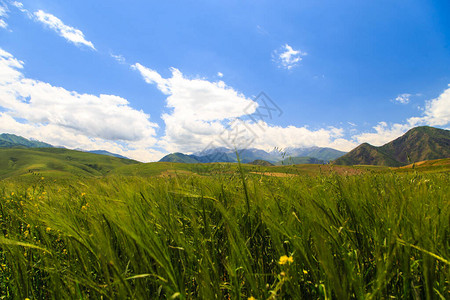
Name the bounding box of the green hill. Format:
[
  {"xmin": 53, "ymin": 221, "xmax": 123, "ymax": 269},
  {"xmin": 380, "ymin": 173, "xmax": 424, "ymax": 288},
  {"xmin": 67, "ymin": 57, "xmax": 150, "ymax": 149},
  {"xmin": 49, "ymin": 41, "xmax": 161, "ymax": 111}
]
[
  {"xmin": 159, "ymin": 152, "xmax": 200, "ymax": 163},
  {"xmin": 249, "ymin": 159, "xmax": 274, "ymax": 166},
  {"xmin": 334, "ymin": 126, "xmax": 450, "ymax": 166},
  {"xmin": 0, "ymin": 148, "xmax": 138, "ymax": 180},
  {"xmin": 276, "ymin": 156, "xmax": 325, "ymax": 165}
]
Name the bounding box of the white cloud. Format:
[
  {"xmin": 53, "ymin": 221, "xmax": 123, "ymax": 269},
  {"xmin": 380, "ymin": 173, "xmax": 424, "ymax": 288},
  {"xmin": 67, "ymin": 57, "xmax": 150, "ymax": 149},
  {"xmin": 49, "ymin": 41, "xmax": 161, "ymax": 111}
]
[
  {"xmin": 133, "ymin": 63, "xmax": 357, "ymax": 153},
  {"xmin": 0, "ymin": 4, "xmax": 6, "ymax": 17},
  {"xmin": 111, "ymin": 53, "xmax": 126, "ymax": 64},
  {"xmin": 33, "ymin": 10, "xmax": 95, "ymax": 50},
  {"xmin": 217, "ymin": 72, "xmax": 223, "ymax": 78},
  {"xmin": 415, "ymin": 86, "xmax": 450, "ymax": 126},
  {"xmin": 273, "ymin": 44, "xmax": 306, "ymax": 70},
  {"xmin": 0, "ymin": 48, "xmax": 161, "ymax": 161},
  {"xmin": 353, "ymin": 85, "xmax": 450, "ymax": 146},
  {"xmin": 132, "ymin": 63, "xmax": 259, "ymax": 152},
  {"xmin": 393, "ymin": 93, "xmax": 411, "ymax": 104},
  {"xmin": 353, "ymin": 122, "xmax": 411, "ymax": 146},
  {"xmin": 11, "ymin": 1, "xmax": 24, "ymax": 10},
  {"xmin": 237, "ymin": 122, "xmax": 357, "ymax": 151},
  {"xmin": 132, "ymin": 63, "xmax": 171, "ymax": 94},
  {"xmin": 10, "ymin": 1, "xmax": 33, "ymax": 18},
  {"xmin": 0, "ymin": 3, "xmax": 8, "ymax": 29},
  {"xmin": 9, "ymin": 3, "xmax": 95, "ymax": 49}
]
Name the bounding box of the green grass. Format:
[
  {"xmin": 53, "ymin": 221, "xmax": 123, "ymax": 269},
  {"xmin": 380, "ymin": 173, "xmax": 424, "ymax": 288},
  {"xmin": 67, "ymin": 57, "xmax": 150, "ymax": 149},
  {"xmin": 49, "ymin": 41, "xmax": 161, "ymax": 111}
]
[
  {"xmin": 0, "ymin": 163, "xmax": 448, "ymax": 299},
  {"xmin": 0, "ymin": 148, "xmax": 138, "ymax": 180}
]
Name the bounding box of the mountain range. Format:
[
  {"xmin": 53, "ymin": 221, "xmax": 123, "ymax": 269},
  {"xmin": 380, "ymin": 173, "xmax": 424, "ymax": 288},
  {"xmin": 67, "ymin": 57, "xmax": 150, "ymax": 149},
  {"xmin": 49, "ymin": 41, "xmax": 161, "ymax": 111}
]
[
  {"xmin": 0, "ymin": 133, "xmax": 53, "ymax": 148},
  {"xmin": 2, "ymin": 126, "xmax": 449, "ymax": 167},
  {"xmin": 334, "ymin": 126, "xmax": 450, "ymax": 166},
  {"xmin": 159, "ymin": 146, "xmax": 347, "ymax": 165},
  {"xmin": 0, "ymin": 133, "xmax": 128, "ymax": 159}
]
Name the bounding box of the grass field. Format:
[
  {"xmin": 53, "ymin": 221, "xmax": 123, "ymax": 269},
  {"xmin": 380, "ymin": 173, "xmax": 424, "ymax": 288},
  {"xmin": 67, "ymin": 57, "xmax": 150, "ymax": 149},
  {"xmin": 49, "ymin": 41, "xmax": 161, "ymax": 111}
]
[{"xmin": 0, "ymin": 157, "xmax": 449, "ymax": 299}]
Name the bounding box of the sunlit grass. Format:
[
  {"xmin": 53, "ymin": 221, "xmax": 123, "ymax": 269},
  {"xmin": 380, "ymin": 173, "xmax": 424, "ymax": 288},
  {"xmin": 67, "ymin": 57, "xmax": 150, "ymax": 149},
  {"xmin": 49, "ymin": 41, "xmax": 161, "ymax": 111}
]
[{"xmin": 0, "ymin": 167, "xmax": 449, "ymax": 299}]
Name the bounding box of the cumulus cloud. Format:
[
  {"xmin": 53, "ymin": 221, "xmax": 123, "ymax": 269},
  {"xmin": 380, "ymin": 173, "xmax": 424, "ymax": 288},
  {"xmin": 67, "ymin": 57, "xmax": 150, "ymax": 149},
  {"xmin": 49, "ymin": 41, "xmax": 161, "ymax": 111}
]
[
  {"xmin": 33, "ymin": 10, "xmax": 95, "ymax": 50},
  {"xmin": 415, "ymin": 86, "xmax": 450, "ymax": 126},
  {"xmin": 132, "ymin": 63, "xmax": 260, "ymax": 151},
  {"xmin": 235, "ymin": 122, "xmax": 357, "ymax": 151},
  {"xmin": 0, "ymin": 48, "xmax": 161, "ymax": 161},
  {"xmin": 353, "ymin": 122, "xmax": 412, "ymax": 146},
  {"xmin": 133, "ymin": 62, "xmax": 357, "ymax": 153},
  {"xmin": 393, "ymin": 93, "xmax": 411, "ymax": 104},
  {"xmin": 217, "ymin": 72, "xmax": 223, "ymax": 78},
  {"xmin": 273, "ymin": 44, "xmax": 306, "ymax": 70},
  {"xmin": 354, "ymin": 85, "xmax": 450, "ymax": 146}
]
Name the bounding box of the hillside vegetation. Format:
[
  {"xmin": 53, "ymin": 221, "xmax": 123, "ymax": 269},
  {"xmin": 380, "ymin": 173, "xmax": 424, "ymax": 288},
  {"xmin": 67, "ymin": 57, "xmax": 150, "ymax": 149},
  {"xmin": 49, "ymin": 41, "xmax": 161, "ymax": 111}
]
[{"xmin": 0, "ymin": 148, "xmax": 137, "ymax": 180}]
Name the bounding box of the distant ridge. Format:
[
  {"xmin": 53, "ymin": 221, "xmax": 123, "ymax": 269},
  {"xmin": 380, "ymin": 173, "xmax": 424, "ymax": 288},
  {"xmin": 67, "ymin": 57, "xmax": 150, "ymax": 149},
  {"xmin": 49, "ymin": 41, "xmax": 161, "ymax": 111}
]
[
  {"xmin": 159, "ymin": 146, "xmax": 346, "ymax": 164},
  {"xmin": 276, "ymin": 156, "xmax": 325, "ymax": 165},
  {"xmin": 334, "ymin": 126, "xmax": 450, "ymax": 166},
  {"xmin": 0, "ymin": 133, "xmax": 53, "ymax": 148},
  {"xmin": 0, "ymin": 133, "xmax": 129, "ymax": 160},
  {"xmin": 281, "ymin": 147, "xmax": 346, "ymax": 162},
  {"xmin": 159, "ymin": 153, "xmax": 201, "ymax": 164},
  {"xmin": 249, "ymin": 159, "xmax": 274, "ymax": 166},
  {"xmin": 87, "ymin": 150, "xmax": 129, "ymax": 160},
  {"xmin": 333, "ymin": 143, "xmax": 402, "ymax": 167}
]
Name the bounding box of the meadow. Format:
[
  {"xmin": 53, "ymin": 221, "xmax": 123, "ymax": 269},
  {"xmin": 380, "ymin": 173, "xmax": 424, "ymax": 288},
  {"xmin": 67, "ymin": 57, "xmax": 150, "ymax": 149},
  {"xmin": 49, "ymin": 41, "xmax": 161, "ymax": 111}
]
[{"xmin": 0, "ymin": 161, "xmax": 449, "ymax": 299}]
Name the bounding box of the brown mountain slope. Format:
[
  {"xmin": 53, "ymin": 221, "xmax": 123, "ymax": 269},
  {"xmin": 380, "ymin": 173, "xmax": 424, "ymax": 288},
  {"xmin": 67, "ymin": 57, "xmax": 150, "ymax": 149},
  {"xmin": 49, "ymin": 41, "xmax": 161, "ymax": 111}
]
[
  {"xmin": 333, "ymin": 143, "xmax": 402, "ymax": 166},
  {"xmin": 380, "ymin": 126, "xmax": 450, "ymax": 164},
  {"xmin": 334, "ymin": 126, "xmax": 450, "ymax": 166}
]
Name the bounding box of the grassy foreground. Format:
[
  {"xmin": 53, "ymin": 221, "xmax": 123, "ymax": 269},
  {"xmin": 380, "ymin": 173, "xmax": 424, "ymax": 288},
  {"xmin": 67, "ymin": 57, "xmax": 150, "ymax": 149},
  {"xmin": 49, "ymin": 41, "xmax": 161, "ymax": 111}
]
[{"xmin": 0, "ymin": 168, "xmax": 449, "ymax": 299}]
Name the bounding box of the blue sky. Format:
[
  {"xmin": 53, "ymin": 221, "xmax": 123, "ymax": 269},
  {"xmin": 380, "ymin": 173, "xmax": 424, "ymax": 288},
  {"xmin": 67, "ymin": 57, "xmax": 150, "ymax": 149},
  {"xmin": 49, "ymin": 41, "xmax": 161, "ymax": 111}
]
[{"xmin": 0, "ymin": 0, "xmax": 449, "ymax": 161}]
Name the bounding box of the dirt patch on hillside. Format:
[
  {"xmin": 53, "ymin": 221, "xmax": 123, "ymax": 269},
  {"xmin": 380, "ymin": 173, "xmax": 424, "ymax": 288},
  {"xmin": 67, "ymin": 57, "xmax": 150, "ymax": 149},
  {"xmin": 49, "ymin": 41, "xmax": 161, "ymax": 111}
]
[
  {"xmin": 399, "ymin": 158, "xmax": 450, "ymax": 169},
  {"xmin": 158, "ymin": 169, "xmax": 196, "ymax": 178},
  {"xmin": 250, "ymin": 172, "xmax": 298, "ymax": 178}
]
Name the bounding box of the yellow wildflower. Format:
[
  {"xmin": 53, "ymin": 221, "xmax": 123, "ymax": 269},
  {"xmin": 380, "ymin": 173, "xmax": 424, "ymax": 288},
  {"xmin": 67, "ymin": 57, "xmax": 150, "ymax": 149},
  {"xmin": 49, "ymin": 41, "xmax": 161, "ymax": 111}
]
[
  {"xmin": 303, "ymin": 269, "xmax": 308, "ymax": 275},
  {"xmin": 248, "ymin": 297, "xmax": 256, "ymax": 300},
  {"xmin": 81, "ymin": 192, "xmax": 86, "ymax": 197},
  {"xmin": 81, "ymin": 205, "xmax": 87, "ymax": 211},
  {"xmin": 279, "ymin": 255, "xmax": 294, "ymax": 265},
  {"xmin": 46, "ymin": 227, "xmax": 51, "ymax": 233}
]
